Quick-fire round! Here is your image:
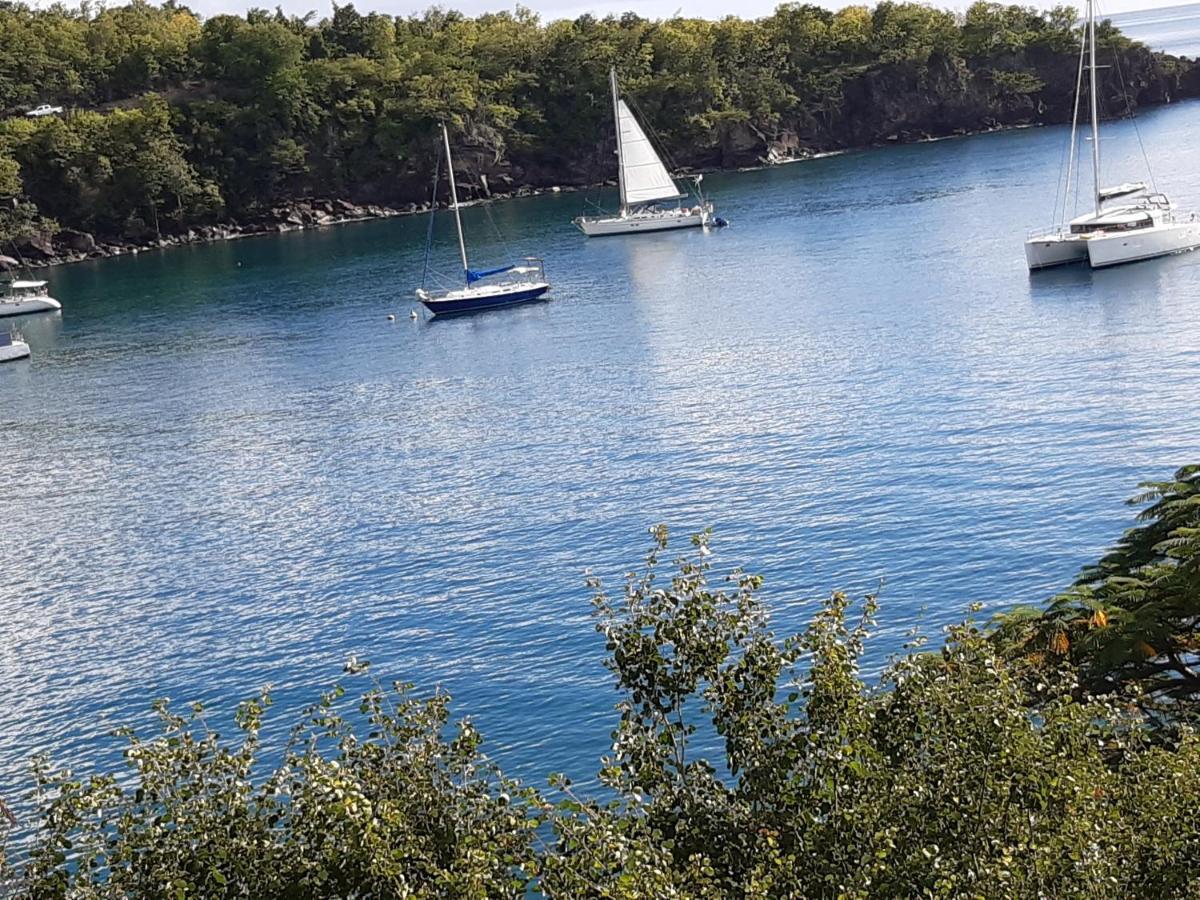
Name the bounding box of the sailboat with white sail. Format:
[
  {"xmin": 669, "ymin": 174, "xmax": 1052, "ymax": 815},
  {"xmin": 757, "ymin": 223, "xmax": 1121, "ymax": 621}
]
[
  {"xmin": 1025, "ymin": 0, "xmax": 1200, "ymax": 270},
  {"xmin": 416, "ymin": 123, "xmax": 550, "ymax": 316},
  {"xmin": 574, "ymin": 68, "xmax": 719, "ymax": 237}
]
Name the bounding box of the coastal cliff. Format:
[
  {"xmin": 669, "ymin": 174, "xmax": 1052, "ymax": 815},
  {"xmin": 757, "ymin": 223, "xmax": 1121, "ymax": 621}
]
[{"xmin": 0, "ymin": 1, "xmax": 1196, "ymax": 266}]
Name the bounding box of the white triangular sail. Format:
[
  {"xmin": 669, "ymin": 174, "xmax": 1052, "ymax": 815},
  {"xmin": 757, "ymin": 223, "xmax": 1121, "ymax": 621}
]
[{"xmin": 616, "ymin": 100, "xmax": 683, "ymax": 208}]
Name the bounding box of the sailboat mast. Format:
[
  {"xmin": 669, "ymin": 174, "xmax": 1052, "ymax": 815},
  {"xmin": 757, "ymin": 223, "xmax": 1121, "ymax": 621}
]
[
  {"xmin": 610, "ymin": 67, "xmax": 627, "ymax": 215},
  {"xmin": 441, "ymin": 122, "xmax": 470, "ymax": 281},
  {"xmin": 1088, "ymin": 0, "xmax": 1101, "ymax": 216}
]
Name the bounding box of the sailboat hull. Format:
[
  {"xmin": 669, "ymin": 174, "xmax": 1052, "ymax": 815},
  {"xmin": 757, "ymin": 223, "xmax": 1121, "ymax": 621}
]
[
  {"xmin": 418, "ymin": 282, "xmax": 550, "ymax": 316},
  {"xmin": 575, "ymin": 209, "xmax": 708, "ymax": 237},
  {"xmin": 1086, "ymin": 219, "xmax": 1200, "ymax": 268}
]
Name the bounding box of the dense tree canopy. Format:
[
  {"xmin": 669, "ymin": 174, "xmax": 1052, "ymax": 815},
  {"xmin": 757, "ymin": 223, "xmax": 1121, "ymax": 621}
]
[{"xmin": 0, "ymin": 1, "xmax": 1192, "ymax": 245}]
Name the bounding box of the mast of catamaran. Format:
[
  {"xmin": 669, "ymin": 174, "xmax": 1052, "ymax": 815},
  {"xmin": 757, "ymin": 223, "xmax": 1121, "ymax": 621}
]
[
  {"xmin": 610, "ymin": 67, "xmax": 627, "ymax": 216},
  {"xmin": 1087, "ymin": 0, "xmax": 1101, "ymax": 217},
  {"xmin": 441, "ymin": 122, "xmax": 470, "ymax": 284}
]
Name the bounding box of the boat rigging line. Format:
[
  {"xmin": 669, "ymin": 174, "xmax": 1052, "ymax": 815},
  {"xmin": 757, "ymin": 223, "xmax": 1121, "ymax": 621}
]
[{"xmin": 420, "ymin": 135, "xmax": 443, "ymax": 289}]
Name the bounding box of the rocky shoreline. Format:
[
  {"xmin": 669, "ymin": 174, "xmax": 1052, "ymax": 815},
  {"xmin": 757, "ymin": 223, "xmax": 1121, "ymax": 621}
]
[
  {"xmin": 14, "ymin": 188, "xmax": 591, "ymax": 270},
  {"xmin": 15, "ymin": 199, "xmax": 409, "ymax": 269},
  {"xmin": 12, "ymin": 97, "xmax": 1194, "ymax": 271}
]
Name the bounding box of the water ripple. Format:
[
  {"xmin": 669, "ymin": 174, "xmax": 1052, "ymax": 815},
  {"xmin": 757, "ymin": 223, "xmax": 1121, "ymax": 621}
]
[{"xmin": 2, "ymin": 101, "xmax": 1200, "ymax": 807}]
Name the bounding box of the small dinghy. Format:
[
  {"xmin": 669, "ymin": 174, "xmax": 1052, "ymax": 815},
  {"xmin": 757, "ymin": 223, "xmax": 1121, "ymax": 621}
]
[{"xmin": 0, "ymin": 331, "xmax": 31, "ymax": 363}]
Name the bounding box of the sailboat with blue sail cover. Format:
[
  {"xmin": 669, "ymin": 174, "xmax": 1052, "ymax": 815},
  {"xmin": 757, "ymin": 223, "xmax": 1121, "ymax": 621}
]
[{"xmin": 416, "ymin": 123, "xmax": 550, "ymax": 316}]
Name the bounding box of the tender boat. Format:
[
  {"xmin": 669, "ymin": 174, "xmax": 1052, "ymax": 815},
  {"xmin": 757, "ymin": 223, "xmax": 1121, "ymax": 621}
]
[
  {"xmin": 416, "ymin": 123, "xmax": 550, "ymax": 316},
  {"xmin": 0, "ymin": 331, "xmax": 30, "ymax": 363},
  {"xmin": 0, "ymin": 280, "xmax": 61, "ymax": 317},
  {"xmin": 1025, "ymin": 0, "xmax": 1200, "ymax": 270},
  {"xmin": 574, "ymin": 68, "xmax": 718, "ymax": 237}
]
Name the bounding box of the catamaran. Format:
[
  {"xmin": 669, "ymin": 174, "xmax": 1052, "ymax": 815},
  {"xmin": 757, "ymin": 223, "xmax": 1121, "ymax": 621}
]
[
  {"xmin": 0, "ymin": 279, "xmax": 61, "ymax": 317},
  {"xmin": 416, "ymin": 123, "xmax": 550, "ymax": 316},
  {"xmin": 1025, "ymin": 0, "xmax": 1200, "ymax": 270},
  {"xmin": 574, "ymin": 68, "xmax": 719, "ymax": 237}
]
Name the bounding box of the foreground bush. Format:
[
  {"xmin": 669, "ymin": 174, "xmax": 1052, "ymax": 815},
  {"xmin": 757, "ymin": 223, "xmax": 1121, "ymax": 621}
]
[{"xmin": 5, "ymin": 525, "xmax": 1200, "ymax": 897}]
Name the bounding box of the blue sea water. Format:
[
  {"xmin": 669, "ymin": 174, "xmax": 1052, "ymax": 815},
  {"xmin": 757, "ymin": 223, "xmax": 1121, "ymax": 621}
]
[
  {"xmin": 3, "ymin": 99, "xmax": 1200, "ymax": 809},
  {"xmin": 1111, "ymin": 2, "xmax": 1200, "ymax": 57}
]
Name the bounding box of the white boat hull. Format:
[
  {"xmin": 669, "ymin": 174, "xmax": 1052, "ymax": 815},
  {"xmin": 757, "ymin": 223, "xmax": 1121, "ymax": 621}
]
[
  {"xmin": 0, "ymin": 339, "xmax": 30, "ymax": 362},
  {"xmin": 0, "ymin": 295, "xmax": 61, "ymax": 317},
  {"xmin": 575, "ymin": 209, "xmax": 708, "ymax": 237},
  {"xmin": 1086, "ymin": 220, "xmax": 1200, "ymax": 268},
  {"xmin": 1025, "ymin": 233, "xmax": 1089, "ymax": 269}
]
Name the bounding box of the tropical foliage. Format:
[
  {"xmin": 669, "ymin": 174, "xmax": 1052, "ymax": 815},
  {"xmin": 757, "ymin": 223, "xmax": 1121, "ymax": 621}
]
[
  {"xmin": 998, "ymin": 464, "xmax": 1200, "ymax": 702},
  {"xmin": 0, "ymin": 1, "xmax": 1191, "ymax": 245},
  {"xmin": 5, "ymin": 520, "xmax": 1200, "ymax": 897}
]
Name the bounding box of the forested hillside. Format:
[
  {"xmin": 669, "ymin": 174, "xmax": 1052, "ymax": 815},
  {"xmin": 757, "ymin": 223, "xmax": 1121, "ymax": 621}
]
[{"xmin": 0, "ymin": 0, "xmax": 1196, "ymax": 258}]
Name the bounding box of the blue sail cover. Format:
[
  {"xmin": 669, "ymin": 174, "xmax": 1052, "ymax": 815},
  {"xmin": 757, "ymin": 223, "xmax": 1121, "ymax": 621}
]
[{"xmin": 466, "ymin": 264, "xmax": 515, "ymax": 284}]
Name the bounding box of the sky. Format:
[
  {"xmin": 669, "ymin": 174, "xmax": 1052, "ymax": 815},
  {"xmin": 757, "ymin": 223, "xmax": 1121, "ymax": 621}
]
[{"xmin": 175, "ymin": 0, "xmax": 1196, "ymax": 26}]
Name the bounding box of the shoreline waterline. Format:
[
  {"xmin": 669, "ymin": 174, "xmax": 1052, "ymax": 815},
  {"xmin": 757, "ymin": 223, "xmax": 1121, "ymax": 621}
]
[{"xmin": 19, "ymin": 111, "xmax": 1149, "ymax": 273}]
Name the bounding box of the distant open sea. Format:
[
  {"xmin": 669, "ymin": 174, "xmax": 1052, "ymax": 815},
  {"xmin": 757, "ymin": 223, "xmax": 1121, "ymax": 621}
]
[{"xmin": 1111, "ymin": 2, "xmax": 1200, "ymax": 58}]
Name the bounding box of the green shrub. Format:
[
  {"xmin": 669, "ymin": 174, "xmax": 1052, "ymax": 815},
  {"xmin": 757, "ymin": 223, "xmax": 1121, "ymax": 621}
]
[{"xmin": 6, "ymin": 524, "xmax": 1200, "ymax": 897}]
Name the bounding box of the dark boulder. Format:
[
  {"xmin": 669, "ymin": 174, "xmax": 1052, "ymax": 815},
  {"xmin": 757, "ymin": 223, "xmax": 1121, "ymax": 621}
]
[
  {"xmin": 16, "ymin": 232, "xmax": 56, "ymax": 260},
  {"xmin": 54, "ymin": 228, "xmax": 96, "ymax": 253}
]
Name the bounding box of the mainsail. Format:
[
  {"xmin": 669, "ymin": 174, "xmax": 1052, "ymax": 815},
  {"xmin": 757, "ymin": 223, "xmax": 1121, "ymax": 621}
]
[{"xmin": 616, "ymin": 98, "xmax": 683, "ymax": 208}]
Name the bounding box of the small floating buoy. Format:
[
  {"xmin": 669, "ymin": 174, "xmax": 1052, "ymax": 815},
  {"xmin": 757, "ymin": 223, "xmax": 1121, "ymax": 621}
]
[
  {"xmin": 409, "ymin": 310, "xmax": 418, "ymax": 320},
  {"xmin": 387, "ymin": 314, "xmax": 396, "ymax": 321}
]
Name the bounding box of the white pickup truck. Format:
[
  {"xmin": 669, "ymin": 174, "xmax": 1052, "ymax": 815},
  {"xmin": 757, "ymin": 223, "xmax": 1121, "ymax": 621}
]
[{"xmin": 25, "ymin": 104, "xmax": 64, "ymax": 118}]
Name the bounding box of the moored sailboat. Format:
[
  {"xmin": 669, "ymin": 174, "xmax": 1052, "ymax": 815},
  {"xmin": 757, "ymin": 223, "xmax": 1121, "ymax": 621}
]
[
  {"xmin": 416, "ymin": 123, "xmax": 550, "ymax": 316},
  {"xmin": 574, "ymin": 69, "xmax": 719, "ymax": 237},
  {"xmin": 1025, "ymin": 0, "xmax": 1200, "ymax": 270}
]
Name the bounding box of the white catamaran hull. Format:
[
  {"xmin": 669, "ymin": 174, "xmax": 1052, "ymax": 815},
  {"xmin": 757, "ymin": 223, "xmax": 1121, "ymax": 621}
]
[
  {"xmin": 1086, "ymin": 220, "xmax": 1200, "ymax": 268},
  {"xmin": 575, "ymin": 209, "xmax": 708, "ymax": 237},
  {"xmin": 0, "ymin": 295, "xmax": 60, "ymax": 317},
  {"xmin": 1024, "ymin": 233, "xmax": 1089, "ymax": 269}
]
